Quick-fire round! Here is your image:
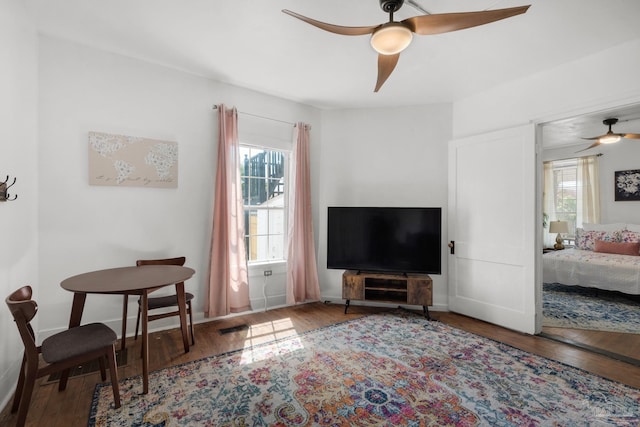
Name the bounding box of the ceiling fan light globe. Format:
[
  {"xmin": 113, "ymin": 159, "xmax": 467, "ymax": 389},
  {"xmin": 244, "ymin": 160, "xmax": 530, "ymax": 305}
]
[
  {"xmin": 600, "ymin": 134, "xmax": 621, "ymax": 144},
  {"xmin": 370, "ymin": 23, "xmax": 412, "ymax": 55}
]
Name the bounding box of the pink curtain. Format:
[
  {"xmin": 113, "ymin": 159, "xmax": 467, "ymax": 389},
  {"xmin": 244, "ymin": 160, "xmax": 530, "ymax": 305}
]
[
  {"xmin": 286, "ymin": 123, "xmax": 321, "ymax": 304},
  {"xmin": 207, "ymin": 105, "xmax": 251, "ymax": 317}
]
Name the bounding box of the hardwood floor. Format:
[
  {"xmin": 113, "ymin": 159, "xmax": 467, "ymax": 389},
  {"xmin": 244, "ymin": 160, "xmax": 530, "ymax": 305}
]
[
  {"xmin": 2, "ymin": 302, "xmax": 640, "ymax": 426},
  {"xmin": 541, "ymin": 326, "xmax": 640, "ymax": 364}
]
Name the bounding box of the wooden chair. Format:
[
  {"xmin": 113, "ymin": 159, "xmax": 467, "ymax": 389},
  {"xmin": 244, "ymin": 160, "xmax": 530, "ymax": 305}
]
[
  {"xmin": 6, "ymin": 286, "xmax": 121, "ymax": 427},
  {"xmin": 121, "ymin": 256, "xmax": 195, "ymax": 348}
]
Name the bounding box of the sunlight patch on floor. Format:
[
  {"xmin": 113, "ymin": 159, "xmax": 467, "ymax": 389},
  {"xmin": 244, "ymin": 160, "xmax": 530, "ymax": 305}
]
[{"xmin": 240, "ymin": 317, "xmax": 304, "ymax": 364}]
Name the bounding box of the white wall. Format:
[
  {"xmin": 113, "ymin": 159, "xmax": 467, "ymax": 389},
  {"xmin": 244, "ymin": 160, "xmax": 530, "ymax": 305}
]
[
  {"xmin": 37, "ymin": 36, "xmax": 321, "ymax": 337},
  {"xmin": 317, "ymin": 105, "xmax": 452, "ymax": 311},
  {"xmin": 453, "ymin": 39, "xmax": 640, "ymax": 139},
  {"xmin": 0, "ymin": 0, "xmax": 39, "ymax": 411},
  {"xmin": 599, "ymin": 143, "xmax": 640, "ymax": 223},
  {"xmin": 544, "ymin": 141, "xmax": 640, "ymax": 225},
  {"xmin": 452, "ymin": 38, "xmax": 640, "ymax": 243}
]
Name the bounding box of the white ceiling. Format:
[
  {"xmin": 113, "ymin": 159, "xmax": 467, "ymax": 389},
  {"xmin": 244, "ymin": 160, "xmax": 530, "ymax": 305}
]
[{"xmin": 24, "ymin": 0, "xmax": 640, "ymax": 146}]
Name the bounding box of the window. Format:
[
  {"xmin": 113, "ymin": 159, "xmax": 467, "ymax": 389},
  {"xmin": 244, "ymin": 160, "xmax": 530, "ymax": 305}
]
[
  {"xmin": 549, "ymin": 158, "xmax": 578, "ymax": 236},
  {"xmin": 544, "ymin": 155, "xmax": 601, "ymax": 247},
  {"xmin": 240, "ymin": 145, "xmax": 288, "ymax": 263}
]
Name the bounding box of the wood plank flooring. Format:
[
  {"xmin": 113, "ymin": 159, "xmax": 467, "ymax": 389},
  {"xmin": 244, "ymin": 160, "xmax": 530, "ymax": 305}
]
[
  {"xmin": 542, "ymin": 326, "xmax": 640, "ymax": 364},
  {"xmin": 2, "ymin": 302, "xmax": 640, "ymax": 427}
]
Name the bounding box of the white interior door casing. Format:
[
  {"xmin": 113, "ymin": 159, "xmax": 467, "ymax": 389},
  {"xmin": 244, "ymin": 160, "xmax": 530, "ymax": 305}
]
[{"xmin": 448, "ymin": 124, "xmax": 537, "ymax": 334}]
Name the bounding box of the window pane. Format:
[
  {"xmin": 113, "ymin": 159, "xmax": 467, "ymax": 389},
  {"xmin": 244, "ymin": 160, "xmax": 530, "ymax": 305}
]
[
  {"xmin": 270, "ymin": 209, "xmax": 284, "ymax": 233},
  {"xmin": 268, "ymin": 233, "xmax": 285, "ymax": 260},
  {"xmin": 268, "ymin": 178, "xmax": 285, "ymax": 201},
  {"xmin": 250, "ymin": 178, "xmax": 268, "ymax": 205},
  {"xmin": 248, "ymin": 235, "xmax": 267, "ymax": 261},
  {"xmin": 246, "ymin": 149, "xmax": 267, "ymax": 178},
  {"xmin": 245, "ymin": 209, "xmax": 257, "ymax": 260},
  {"xmin": 551, "ymin": 159, "xmax": 578, "ymax": 236},
  {"xmin": 248, "ymin": 234, "xmax": 285, "ymax": 261},
  {"xmin": 254, "ymin": 208, "xmax": 270, "ymax": 235},
  {"xmin": 241, "ymin": 145, "xmax": 287, "ymax": 263},
  {"xmin": 245, "ymin": 235, "xmax": 251, "ymax": 260}
]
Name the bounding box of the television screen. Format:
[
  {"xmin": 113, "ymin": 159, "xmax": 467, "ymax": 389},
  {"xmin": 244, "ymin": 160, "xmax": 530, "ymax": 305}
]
[{"xmin": 327, "ymin": 207, "xmax": 441, "ymax": 275}]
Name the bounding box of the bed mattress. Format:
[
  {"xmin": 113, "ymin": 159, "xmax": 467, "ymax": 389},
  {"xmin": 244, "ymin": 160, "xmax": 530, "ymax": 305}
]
[{"xmin": 543, "ymin": 248, "xmax": 640, "ymax": 295}]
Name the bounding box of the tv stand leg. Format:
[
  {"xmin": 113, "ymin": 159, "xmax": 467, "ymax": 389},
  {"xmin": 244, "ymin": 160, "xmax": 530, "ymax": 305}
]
[
  {"xmin": 344, "ymin": 300, "xmax": 350, "ymax": 314},
  {"xmin": 423, "ymin": 305, "xmax": 431, "ymax": 320}
]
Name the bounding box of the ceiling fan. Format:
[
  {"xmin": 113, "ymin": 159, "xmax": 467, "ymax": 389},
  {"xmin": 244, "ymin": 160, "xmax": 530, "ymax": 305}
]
[
  {"xmin": 578, "ymin": 118, "xmax": 640, "ymax": 152},
  {"xmin": 282, "ymin": 0, "xmax": 530, "ymax": 92}
]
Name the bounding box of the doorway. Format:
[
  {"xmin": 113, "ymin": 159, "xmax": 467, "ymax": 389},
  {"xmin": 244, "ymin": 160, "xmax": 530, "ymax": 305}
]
[{"xmin": 539, "ymin": 103, "xmax": 640, "ymax": 364}]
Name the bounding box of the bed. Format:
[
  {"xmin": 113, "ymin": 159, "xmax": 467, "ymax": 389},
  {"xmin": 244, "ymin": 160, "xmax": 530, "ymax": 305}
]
[
  {"xmin": 543, "ymin": 248, "xmax": 640, "ymax": 295},
  {"xmin": 543, "ymin": 225, "xmax": 640, "ymax": 295}
]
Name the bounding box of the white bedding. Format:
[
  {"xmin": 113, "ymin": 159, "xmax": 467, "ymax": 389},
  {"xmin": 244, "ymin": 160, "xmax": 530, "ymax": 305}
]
[{"xmin": 543, "ymin": 248, "xmax": 640, "ymax": 295}]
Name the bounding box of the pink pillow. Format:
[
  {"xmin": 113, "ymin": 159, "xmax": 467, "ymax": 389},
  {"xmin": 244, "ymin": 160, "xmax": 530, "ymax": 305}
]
[{"xmin": 594, "ymin": 240, "xmax": 640, "ymax": 256}]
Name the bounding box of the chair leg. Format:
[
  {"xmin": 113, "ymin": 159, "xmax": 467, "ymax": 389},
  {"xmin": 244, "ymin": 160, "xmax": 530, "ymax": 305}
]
[
  {"xmin": 121, "ymin": 295, "xmax": 129, "ymax": 351},
  {"xmin": 187, "ymin": 301, "xmax": 195, "ymax": 345},
  {"xmin": 11, "ymin": 355, "xmax": 27, "ymax": 413},
  {"xmin": 106, "ymin": 344, "xmax": 121, "ymax": 409},
  {"xmin": 15, "ymin": 360, "xmax": 38, "ymax": 427},
  {"xmin": 135, "ymin": 299, "xmax": 195, "ymax": 348},
  {"xmin": 138, "ymin": 303, "xmax": 145, "ymax": 359},
  {"xmin": 58, "ymin": 366, "xmax": 69, "ymax": 391},
  {"xmin": 134, "ymin": 303, "xmax": 141, "ymax": 341},
  {"xmin": 98, "ymin": 356, "xmax": 107, "ymax": 381}
]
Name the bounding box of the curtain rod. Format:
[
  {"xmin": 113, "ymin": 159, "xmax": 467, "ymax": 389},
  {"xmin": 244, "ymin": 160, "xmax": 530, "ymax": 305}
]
[
  {"xmin": 212, "ymin": 104, "xmax": 296, "ymax": 127},
  {"xmin": 546, "ymin": 152, "xmax": 603, "ymax": 162}
]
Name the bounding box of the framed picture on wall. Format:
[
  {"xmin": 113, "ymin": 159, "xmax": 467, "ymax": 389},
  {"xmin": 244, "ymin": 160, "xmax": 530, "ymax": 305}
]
[
  {"xmin": 88, "ymin": 131, "xmax": 178, "ymax": 188},
  {"xmin": 614, "ymin": 169, "xmax": 640, "ymax": 201}
]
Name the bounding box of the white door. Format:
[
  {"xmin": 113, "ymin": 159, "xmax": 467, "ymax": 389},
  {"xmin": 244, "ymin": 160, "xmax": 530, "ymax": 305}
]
[{"xmin": 448, "ymin": 124, "xmax": 537, "ymax": 334}]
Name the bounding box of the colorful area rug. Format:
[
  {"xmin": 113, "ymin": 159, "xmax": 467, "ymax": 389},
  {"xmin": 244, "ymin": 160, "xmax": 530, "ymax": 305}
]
[
  {"xmin": 90, "ymin": 311, "xmax": 640, "ymax": 426},
  {"xmin": 543, "ymin": 282, "xmax": 640, "ymax": 333}
]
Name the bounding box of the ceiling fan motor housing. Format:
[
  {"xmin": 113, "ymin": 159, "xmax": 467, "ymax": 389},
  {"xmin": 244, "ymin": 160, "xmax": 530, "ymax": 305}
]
[{"xmin": 380, "ymin": 0, "xmax": 404, "ymax": 13}]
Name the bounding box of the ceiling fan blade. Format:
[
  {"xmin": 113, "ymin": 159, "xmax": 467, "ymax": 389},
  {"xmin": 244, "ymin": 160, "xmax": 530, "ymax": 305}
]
[
  {"xmin": 402, "ymin": 5, "xmax": 530, "ymax": 35},
  {"xmin": 576, "ymin": 141, "xmax": 601, "ymax": 153},
  {"xmin": 282, "ymin": 9, "xmax": 379, "ymax": 36},
  {"xmin": 582, "ymin": 132, "xmax": 635, "ymax": 141},
  {"xmin": 375, "ymin": 53, "xmax": 400, "ymax": 92}
]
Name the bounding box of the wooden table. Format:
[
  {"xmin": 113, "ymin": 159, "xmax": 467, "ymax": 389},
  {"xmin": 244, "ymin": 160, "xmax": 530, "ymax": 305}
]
[{"xmin": 61, "ymin": 265, "xmax": 195, "ymax": 394}]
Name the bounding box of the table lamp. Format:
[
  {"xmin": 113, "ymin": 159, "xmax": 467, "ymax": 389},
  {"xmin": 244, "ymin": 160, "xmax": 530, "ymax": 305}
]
[{"xmin": 549, "ymin": 220, "xmax": 569, "ymax": 250}]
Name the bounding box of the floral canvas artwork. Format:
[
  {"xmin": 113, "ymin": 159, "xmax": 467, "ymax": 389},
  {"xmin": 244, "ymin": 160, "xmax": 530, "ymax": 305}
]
[
  {"xmin": 615, "ymin": 169, "xmax": 640, "ymax": 201},
  {"xmin": 88, "ymin": 131, "xmax": 178, "ymax": 188}
]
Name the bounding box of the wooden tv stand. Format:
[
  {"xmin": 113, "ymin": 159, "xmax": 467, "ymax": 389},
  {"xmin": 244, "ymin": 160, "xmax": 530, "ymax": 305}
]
[{"xmin": 342, "ymin": 270, "xmax": 432, "ymax": 319}]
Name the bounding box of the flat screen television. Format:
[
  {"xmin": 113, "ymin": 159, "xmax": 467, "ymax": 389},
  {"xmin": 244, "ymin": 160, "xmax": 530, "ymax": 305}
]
[{"xmin": 327, "ymin": 207, "xmax": 441, "ymax": 275}]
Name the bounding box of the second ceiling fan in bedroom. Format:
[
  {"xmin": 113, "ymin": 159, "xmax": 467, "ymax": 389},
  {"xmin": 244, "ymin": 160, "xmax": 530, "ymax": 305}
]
[
  {"xmin": 578, "ymin": 118, "xmax": 640, "ymax": 152},
  {"xmin": 283, "ymin": 0, "xmax": 530, "ymax": 92}
]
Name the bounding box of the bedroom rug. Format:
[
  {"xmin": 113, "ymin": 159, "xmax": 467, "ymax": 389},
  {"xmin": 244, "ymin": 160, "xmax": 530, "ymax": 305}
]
[
  {"xmin": 543, "ymin": 282, "xmax": 640, "ymax": 333},
  {"xmin": 90, "ymin": 311, "xmax": 640, "ymax": 426}
]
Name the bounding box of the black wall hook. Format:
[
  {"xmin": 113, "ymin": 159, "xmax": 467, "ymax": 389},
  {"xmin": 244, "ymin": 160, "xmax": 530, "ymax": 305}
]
[{"xmin": 0, "ymin": 175, "xmax": 17, "ymax": 201}]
